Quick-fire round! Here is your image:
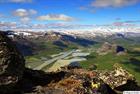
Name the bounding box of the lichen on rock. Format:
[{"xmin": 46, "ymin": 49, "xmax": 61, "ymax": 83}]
[{"xmin": 98, "ymin": 63, "xmax": 134, "ymax": 88}]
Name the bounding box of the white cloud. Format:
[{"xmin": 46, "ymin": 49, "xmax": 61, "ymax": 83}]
[
  {"xmin": 13, "ymin": 8, "xmax": 37, "ymax": 17},
  {"xmin": 79, "ymin": 6, "xmax": 88, "ymax": 10},
  {"xmin": 0, "ymin": 0, "xmax": 32, "ymax": 3},
  {"xmin": 13, "ymin": 9, "xmax": 28, "ymax": 17},
  {"xmin": 20, "ymin": 17, "xmax": 30, "ymax": 23},
  {"xmin": 112, "ymin": 20, "xmax": 140, "ymax": 27},
  {"xmin": 10, "ymin": 0, "xmax": 32, "ymax": 3},
  {"xmin": 37, "ymin": 14, "xmax": 74, "ymax": 21},
  {"xmin": 0, "ymin": 21, "xmax": 17, "ymax": 29},
  {"xmin": 91, "ymin": 0, "xmax": 139, "ymax": 8},
  {"xmin": 0, "ymin": 13, "xmax": 4, "ymax": 17},
  {"xmin": 12, "ymin": 8, "xmax": 37, "ymax": 23},
  {"xmin": 29, "ymin": 9, "xmax": 37, "ymax": 15}
]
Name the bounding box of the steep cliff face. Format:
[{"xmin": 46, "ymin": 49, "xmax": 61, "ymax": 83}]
[{"xmin": 0, "ymin": 32, "xmax": 25, "ymax": 93}]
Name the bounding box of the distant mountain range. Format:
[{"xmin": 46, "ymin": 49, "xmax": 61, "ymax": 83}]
[
  {"xmin": 1, "ymin": 28, "xmax": 140, "ymax": 56},
  {"xmin": 2, "ymin": 27, "xmax": 140, "ymax": 39},
  {"xmin": 1, "ymin": 30, "xmax": 96, "ymax": 56},
  {"xmin": 53, "ymin": 27, "xmax": 140, "ymax": 39}
]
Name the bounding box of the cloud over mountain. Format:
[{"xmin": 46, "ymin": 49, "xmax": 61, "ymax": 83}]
[
  {"xmin": 0, "ymin": 21, "xmax": 17, "ymax": 29},
  {"xmin": 37, "ymin": 14, "xmax": 74, "ymax": 21}
]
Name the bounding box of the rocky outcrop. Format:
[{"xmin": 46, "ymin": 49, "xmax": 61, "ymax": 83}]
[
  {"xmin": 98, "ymin": 63, "xmax": 134, "ymax": 88},
  {"xmin": 98, "ymin": 42, "xmax": 112, "ymax": 52},
  {"xmin": 29, "ymin": 68, "xmax": 116, "ymax": 94},
  {"xmin": 97, "ymin": 42, "xmax": 126, "ymax": 55},
  {"xmin": 0, "ymin": 32, "xmax": 25, "ymax": 93},
  {"xmin": 14, "ymin": 67, "xmax": 140, "ymax": 94}
]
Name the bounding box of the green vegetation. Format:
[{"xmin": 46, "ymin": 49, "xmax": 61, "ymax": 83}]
[
  {"xmin": 25, "ymin": 57, "xmax": 43, "ymax": 68},
  {"xmin": 80, "ymin": 44, "xmax": 140, "ymax": 83},
  {"xmin": 25, "ymin": 42, "xmax": 62, "ymax": 68},
  {"xmin": 25, "ymin": 41, "xmax": 78, "ymax": 68},
  {"xmin": 42, "ymin": 62, "xmax": 55, "ymax": 71},
  {"xmin": 80, "ymin": 52, "xmax": 129, "ymax": 70}
]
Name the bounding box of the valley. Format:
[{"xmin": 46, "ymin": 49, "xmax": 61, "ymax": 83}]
[
  {"xmin": 2, "ymin": 30, "xmax": 140, "ymax": 84},
  {"xmin": 1, "ymin": 30, "xmax": 140, "ymax": 94},
  {"xmin": 26, "ymin": 49, "xmax": 90, "ymax": 71},
  {"xmin": 23, "ymin": 34, "xmax": 140, "ymax": 84}
]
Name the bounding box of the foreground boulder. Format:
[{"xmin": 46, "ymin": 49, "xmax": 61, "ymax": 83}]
[
  {"xmin": 98, "ymin": 63, "xmax": 134, "ymax": 88},
  {"xmin": 0, "ymin": 32, "xmax": 25, "ymax": 93},
  {"xmin": 31, "ymin": 68, "xmax": 117, "ymax": 94},
  {"xmin": 15, "ymin": 67, "xmax": 139, "ymax": 94}
]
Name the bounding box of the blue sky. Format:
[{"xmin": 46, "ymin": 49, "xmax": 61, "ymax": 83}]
[{"xmin": 0, "ymin": 0, "xmax": 140, "ymax": 30}]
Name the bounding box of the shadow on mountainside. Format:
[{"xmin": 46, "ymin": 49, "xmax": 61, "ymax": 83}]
[
  {"xmin": 17, "ymin": 68, "xmax": 67, "ymax": 93},
  {"xmin": 128, "ymin": 50, "xmax": 140, "ymax": 57},
  {"xmin": 53, "ymin": 41, "xmax": 68, "ymax": 48},
  {"xmin": 61, "ymin": 34, "xmax": 97, "ymax": 47},
  {"xmin": 122, "ymin": 58, "xmax": 140, "ymax": 73},
  {"xmin": 115, "ymin": 80, "xmax": 140, "ymax": 91}
]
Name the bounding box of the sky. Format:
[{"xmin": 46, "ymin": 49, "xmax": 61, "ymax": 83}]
[{"xmin": 0, "ymin": 0, "xmax": 140, "ymax": 30}]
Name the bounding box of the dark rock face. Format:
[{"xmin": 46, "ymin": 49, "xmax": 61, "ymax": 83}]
[
  {"xmin": 116, "ymin": 46, "xmax": 125, "ymax": 53},
  {"xmin": 0, "ymin": 32, "xmax": 25, "ymax": 93},
  {"xmin": 1, "ymin": 31, "xmax": 34, "ymax": 56},
  {"xmin": 10, "ymin": 35, "xmax": 34, "ymax": 56},
  {"xmin": 115, "ymin": 80, "xmax": 140, "ymax": 91}
]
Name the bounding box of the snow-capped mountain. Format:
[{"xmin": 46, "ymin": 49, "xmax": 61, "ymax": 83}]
[
  {"xmin": 52, "ymin": 27, "xmax": 140, "ymax": 39},
  {"xmin": 1, "ymin": 26, "xmax": 140, "ymax": 39}
]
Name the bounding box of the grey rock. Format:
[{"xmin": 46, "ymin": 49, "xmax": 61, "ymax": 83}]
[
  {"xmin": 0, "ymin": 32, "xmax": 25, "ymax": 93},
  {"xmin": 97, "ymin": 42, "xmax": 126, "ymax": 55}
]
